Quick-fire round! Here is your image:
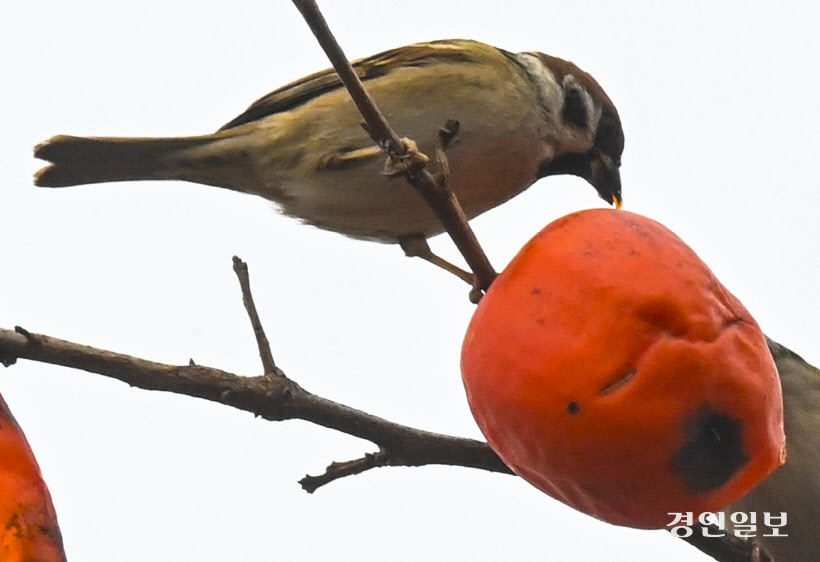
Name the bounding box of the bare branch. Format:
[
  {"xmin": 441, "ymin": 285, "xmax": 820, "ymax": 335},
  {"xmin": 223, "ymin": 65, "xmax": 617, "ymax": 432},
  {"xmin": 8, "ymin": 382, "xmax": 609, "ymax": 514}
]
[
  {"xmin": 0, "ymin": 326, "xmax": 510, "ymax": 478},
  {"xmin": 232, "ymin": 256, "xmax": 279, "ymax": 376},
  {"xmin": 300, "ymin": 451, "xmax": 389, "ymax": 493},
  {"xmin": 289, "ymin": 0, "xmax": 497, "ymax": 294}
]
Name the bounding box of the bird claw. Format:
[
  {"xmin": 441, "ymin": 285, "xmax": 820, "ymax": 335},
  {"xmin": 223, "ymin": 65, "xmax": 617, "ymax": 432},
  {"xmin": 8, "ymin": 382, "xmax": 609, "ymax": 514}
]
[{"xmin": 381, "ymin": 138, "xmax": 429, "ymax": 178}]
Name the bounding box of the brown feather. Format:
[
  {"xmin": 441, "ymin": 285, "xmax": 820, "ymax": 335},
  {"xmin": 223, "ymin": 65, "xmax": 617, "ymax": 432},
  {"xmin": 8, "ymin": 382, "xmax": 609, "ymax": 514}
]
[{"xmin": 219, "ymin": 39, "xmax": 483, "ymax": 131}]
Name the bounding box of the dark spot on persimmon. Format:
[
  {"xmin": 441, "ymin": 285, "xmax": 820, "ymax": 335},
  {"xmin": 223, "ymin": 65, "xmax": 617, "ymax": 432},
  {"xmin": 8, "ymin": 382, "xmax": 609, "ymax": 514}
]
[
  {"xmin": 671, "ymin": 405, "xmax": 748, "ymax": 493},
  {"xmin": 531, "ymin": 288, "xmax": 541, "ymax": 296},
  {"xmin": 567, "ymin": 401, "xmax": 581, "ymax": 415}
]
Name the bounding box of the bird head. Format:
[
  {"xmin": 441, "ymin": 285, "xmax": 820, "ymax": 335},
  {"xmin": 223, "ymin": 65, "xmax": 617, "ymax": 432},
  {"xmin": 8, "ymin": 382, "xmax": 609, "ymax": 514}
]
[{"xmin": 526, "ymin": 53, "xmax": 624, "ymax": 207}]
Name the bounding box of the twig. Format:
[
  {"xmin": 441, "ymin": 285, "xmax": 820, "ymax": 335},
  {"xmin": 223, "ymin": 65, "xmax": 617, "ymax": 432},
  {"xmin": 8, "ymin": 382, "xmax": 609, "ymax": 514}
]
[
  {"xmin": 232, "ymin": 256, "xmax": 279, "ymax": 376},
  {"xmin": 290, "ymin": 1, "xmax": 402, "ymax": 155},
  {"xmin": 300, "ymin": 450, "xmax": 389, "ymax": 493},
  {"xmin": 289, "ymin": 0, "xmax": 497, "ymax": 294}
]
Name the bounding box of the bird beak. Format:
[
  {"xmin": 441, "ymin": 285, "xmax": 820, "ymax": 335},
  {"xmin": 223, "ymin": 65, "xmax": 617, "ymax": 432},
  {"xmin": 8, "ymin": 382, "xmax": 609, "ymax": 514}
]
[{"xmin": 589, "ymin": 152, "xmax": 622, "ymax": 208}]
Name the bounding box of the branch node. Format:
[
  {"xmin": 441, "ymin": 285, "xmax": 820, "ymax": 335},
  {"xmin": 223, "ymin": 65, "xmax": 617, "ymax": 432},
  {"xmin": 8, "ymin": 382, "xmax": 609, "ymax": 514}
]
[
  {"xmin": 14, "ymin": 326, "xmax": 36, "ymax": 342},
  {"xmin": 264, "ymin": 366, "xmax": 288, "ymax": 381},
  {"xmin": 4, "ymin": 327, "xmax": 37, "ymax": 365}
]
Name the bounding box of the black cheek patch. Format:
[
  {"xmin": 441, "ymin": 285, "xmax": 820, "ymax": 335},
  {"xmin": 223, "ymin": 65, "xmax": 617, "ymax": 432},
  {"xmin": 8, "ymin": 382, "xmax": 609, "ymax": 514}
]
[
  {"xmin": 670, "ymin": 405, "xmax": 749, "ymax": 494},
  {"xmin": 562, "ymin": 87, "xmax": 588, "ymax": 130}
]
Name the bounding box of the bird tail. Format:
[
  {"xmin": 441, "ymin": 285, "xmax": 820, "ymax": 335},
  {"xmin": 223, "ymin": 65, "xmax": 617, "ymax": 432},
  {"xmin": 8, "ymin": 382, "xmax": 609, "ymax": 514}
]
[{"xmin": 33, "ymin": 133, "xmax": 257, "ymax": 192}]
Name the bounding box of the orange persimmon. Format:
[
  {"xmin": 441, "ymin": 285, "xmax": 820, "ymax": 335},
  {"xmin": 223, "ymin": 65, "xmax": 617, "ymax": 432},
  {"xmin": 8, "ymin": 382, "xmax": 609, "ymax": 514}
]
[
  {"xmin": 0, "ymin": 393, "xmax": 65, "ymax": 561},
  {"xmin": 461, "ymin": 209, "xmax": 785, "ymax": 529}
]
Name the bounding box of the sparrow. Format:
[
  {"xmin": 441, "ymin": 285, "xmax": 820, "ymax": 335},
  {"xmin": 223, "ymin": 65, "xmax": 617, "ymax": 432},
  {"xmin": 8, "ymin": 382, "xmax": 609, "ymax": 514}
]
[
  {"xmin": 34, "ymin": 39, "xmax": 623, "ymax": 277},
  {"xmin": 724, "ymin": 338, "xmax": 820, "ymax": 560}
]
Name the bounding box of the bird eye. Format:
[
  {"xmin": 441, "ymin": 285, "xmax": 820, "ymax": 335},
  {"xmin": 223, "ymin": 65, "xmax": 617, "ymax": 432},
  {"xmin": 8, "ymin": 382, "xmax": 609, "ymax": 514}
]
[{"xmin": 562, "ymin": 86, "xmax": 589, "ymax": 130}]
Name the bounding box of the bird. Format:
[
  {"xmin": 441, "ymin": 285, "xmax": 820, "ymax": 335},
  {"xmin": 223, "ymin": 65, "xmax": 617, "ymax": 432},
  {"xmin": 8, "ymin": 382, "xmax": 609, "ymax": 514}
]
[
  {"xmin": 724, "ymin": 338, "xmax": 820, "ymax": 560},
  {"xmin": 33, "ymin": 39, "xmax": 623, "ymax": 279}
]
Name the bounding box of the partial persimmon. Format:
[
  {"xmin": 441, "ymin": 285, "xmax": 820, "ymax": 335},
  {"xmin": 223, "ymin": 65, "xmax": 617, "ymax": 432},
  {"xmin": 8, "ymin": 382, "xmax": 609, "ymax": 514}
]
[
  {"xmin": 0, "ymin": 394, "xmax": 65, "ymax": 561},
  {"xmin": 461, "ymin": 209, "xmax": 785, "ymax": 528}
]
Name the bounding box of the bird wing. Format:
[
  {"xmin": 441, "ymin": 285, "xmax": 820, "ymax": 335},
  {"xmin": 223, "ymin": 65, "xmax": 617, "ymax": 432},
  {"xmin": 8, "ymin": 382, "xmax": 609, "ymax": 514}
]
[{"xmin": 218, "ymin": 39, "xmax": 481, "ymax": 131}]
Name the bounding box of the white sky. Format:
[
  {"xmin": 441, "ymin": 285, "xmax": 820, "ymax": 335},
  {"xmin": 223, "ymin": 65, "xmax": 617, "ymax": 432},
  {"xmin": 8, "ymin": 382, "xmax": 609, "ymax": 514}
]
[{"xmin": 2, "ymin": 1, "xmax": 818, "ymax": 561}]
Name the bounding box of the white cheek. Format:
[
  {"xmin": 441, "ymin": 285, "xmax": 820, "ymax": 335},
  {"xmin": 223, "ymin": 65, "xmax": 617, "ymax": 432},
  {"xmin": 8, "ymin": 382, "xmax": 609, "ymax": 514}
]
[
  {"xmin": 557, "ymin": 74, "xmax": 602, "ymax": 149},
  {"xmin": 590, "ymin": 103, "xmax": 603, "ymax": 135}
]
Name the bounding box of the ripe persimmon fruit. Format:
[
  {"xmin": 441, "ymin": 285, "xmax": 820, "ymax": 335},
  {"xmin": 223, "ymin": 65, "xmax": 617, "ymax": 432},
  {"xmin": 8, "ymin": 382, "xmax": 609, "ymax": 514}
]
[
  {"xmin": 0, "ymin": 394, "xmax": 65, "ymax": 561},
  {"xmin": 461, "ymin": 209, "xmax": 785, "ymax": 528}
]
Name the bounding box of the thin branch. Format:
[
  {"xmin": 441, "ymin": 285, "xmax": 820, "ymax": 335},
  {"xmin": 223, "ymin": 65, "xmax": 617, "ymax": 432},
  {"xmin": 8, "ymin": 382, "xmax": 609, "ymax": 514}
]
[
  {"xmin": 232, "ymin": 256, "xmax": 279, "ymax": 376},
  {"xmin": 300, "ymin": 451, "xmax": 389, "ymax": 493},
  {"xmin": 290, "ymin": 1, "xmax": 402, "ymax": 155},
  {"xmin": 0, "ymin": 326, "xmax": 510, "ymax": 480},
  {"xmin": 289, "ymin": 0, "xmax": 497, "ymax": 294}
]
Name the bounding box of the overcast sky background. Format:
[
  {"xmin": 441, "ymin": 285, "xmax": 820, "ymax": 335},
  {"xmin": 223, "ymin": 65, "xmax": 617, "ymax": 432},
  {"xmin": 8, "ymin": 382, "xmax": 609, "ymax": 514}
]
[{"xmin": 2, "ymin": 1, "xmax": 818, "ymax": 561}]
